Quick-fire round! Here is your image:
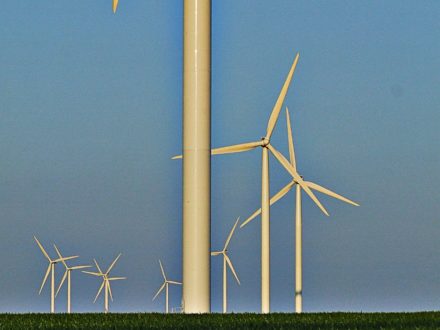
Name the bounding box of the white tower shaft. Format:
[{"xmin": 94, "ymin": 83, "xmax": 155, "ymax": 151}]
[
  {"xmin": 67, "ymin": 271, "xmax": 71, "ymax": 314},
  {"xmin": 50, "ymin": 264, "xmax": 55, "ymax": 313},
  {"xmin": 182, "ymin": 0, "xmax": 211, "ymax": 313},
  {"xmin": 104, "ymin": 280, "xmax": 109, "ymax": 313},
  {"xmin": 223, "ymin": 256, "xmax": 227, "ymax": 313},
  {"xmin": 261, "ymin": 147, "xmax": 270, "ymax": 313},
  {"xmin": 295, "ymin": 185, "xmax": 302, "ymax": 313}
]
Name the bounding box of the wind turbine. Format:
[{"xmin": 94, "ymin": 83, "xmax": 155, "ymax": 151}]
[
  {"xmin": 241, "ymin": 107, "xmax": 359, "ymax": 313},
  {"xmin": 113, "ymin": 0, "xmax": 212, "ymax": 314},
  {"xmin": 211, "ymin": 217, "xmax": 241, "ymax": 313},
  {"xmin": 53, "ymin": 244, "xmax": 91, "ymax": 314},
  {"xmin": 173, "ymin": 53, "xmax": 314, "ymax": 313},
  {"xmin": 34, "ymin": 236, "xmax": 78, "ymax": 313},
  {"xmin": 152, "ymin": 260, "xmax": 182, "ymax": 314},
  {"xmin": 83, "ymin": 254, "xmax": 126, "ymax": 313}
]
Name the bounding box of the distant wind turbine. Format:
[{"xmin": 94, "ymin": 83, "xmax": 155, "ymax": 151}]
[
  {"xmin": 152, "ymin": 260, "xmax": 182, "ymax": 313},
  {"xmin": 34, "ymin": 236, "xmax": 78, "ymax": 313},
  {"xmin": 53, "ymin": 244, "xmax": 91, "ymax": 314},
  {"xmin": 211, "ymin": 217, "xmax": 241, "ymax": 313},
  {"xmin": 83, "ymin": 254, "xmax": 126, "ymax": 313},
  {"xmin": 241, "ymin": 107, "xmax": 359, "ymax": 313}
]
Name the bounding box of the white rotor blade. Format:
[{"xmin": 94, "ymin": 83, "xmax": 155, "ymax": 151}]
[
  {"xmin": 152, "ymin": 282, "xmax": 166, "ymax": 301},
  {"xmin": 82, "ymin": 271, "xmax": 103, "ymax": 277},
  {"xmin": 225, "ymin": 255, "xmax": 240, "ymax": 285},
  {"xmin": 56, "ymin": 270, "xmax": 68, "ymax": 297},
  {"xmin": 70, "ymin": 265, "xmax": 92, "ymax": 270},
  {"xmin": 211, "ymin": 251, "xmax": 222, "ymax": 256},
  {"xmin": 94, "ymin": 259, "xmax": 103, "ymax": 274},
  {"xmin": 265, "ymin": 53, "xmax": 300, "ymax": 140},
  {"xmin": 158, "ymin": 260, "xmax": 167, "ymax": 281},
  {"xmin": 268, "ymin": 145, "xmax": 329, "ymax": 216},
  {"xmin": 224, "ymin": 217, "xmax": 240, "ymax": 250},
  {"xmin": 113, "ymin": 0, "xmax": 119, "ymax": 13},
  {"xmin": 108, "ymin": 277, "xmax": 126, "ymax": 281},
  {"xmin": 94, "ymin": 280, "xmax": 105, "ymax": 303},
  {"xmin": 34, "ymin": 236, "xmax": 51, "ymax": 262},
  {"xmin": 285, "ymin": 107, "xmax": 297, "ymax": 168},
  {"xmin": 53, "ymin": 244, "xmax": 67, "ymax": 269},
  {"xmin": 55, "ymin": 256, "xmax": 79, "ymax": 263},
  {"xmin": 167, "ymin": 280, "xmax": 182, "ymax": 285},
  {"xmin": 241, "ymin": 180, "xmax": 295, "ymax": 228},
  {"xmin": 39, "ymin": 264, "xmax": 51, "ymax": 295},
  {"xmin": 212, "ymin": 141, "xmax": 262, "ymax": 156},
  {"xmin": 106, "ymin": 253, "xmax": 122, "ymax": 274},
  {"xmin": 107, "ymin": 280, "xmax": 114, "ymax": 302},
  {"xmin": 172, "ymin": 141, "xmax": 262, "ymax": 159},
  {"xmin": 305, "ymin": 181, "xmax": 360, "ymax": 207}
]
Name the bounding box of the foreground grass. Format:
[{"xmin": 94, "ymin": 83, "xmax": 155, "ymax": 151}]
[{"xmin": 1, "ymin": 312, "xmax": 440, "ymax": 329}]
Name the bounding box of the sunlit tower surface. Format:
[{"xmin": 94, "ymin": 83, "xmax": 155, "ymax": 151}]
[{"xmin": 113, "ymin": 0, "xmax": 212, "ymax": 312}]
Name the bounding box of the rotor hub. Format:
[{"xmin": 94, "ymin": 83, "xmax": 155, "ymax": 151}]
[{"xmin": 261, "ymin": 137, "xmax": 270, "ymax": 147}]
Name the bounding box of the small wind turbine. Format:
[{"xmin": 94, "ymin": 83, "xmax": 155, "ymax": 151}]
[
  {"xmin": 53, "ymin": 244, "xmax": 91, "ymax": 314},
  {"xmin": 241, "ymin": 107, "xmax": 359, "ymax": 313},
  {"xmin": 34, "ymin": 236, "xmax": 78, "ymax": 313},
  {"xmin": 173, "ymin": 53, "xmax": 310, "ymax": 313},
  {"xmin": 83, "ymin": 254, "xmax": 126, "ymax": 313},
  {"xmin": 152, "ymin": 260, "xmax": 182, "ymax": 313},
  {"xmin": 211, "ymin": 217, "xmax": 241, "ymax": 313}
]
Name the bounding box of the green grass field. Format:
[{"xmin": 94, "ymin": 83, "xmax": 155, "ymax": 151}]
[{"xmin": 1, "ymin": 312, "xmax": 440, "ymax": 329}]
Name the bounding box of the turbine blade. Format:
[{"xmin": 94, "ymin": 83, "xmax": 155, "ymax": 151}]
[
  {"xmin": 265, "ymin": 53, "xmax": 300, "ymax": 140},
  {"xmin": 211, "ymin": 251, "xmax": 222, "ymax": 256},
  {"xmin": 159, "ymin": 260, "xmax": 167, "ymax": 281},
  {"xmin": 167, "ymin": 281, "xmax": 182, "ymax": 285},
  {"xmin": 106, "ymin": 253, "xmax": 122, "ymax": 274},
  {"xmin": 212, "ymin": 141, "xmax": 262, "ymax": 156},
  {"xmin": 82, "ymin": 271, "xmax": 103, "ymax": 277},
  {"xmin": 224, "ymin": 217, "xmax": 240, "ymax": 250},
  {"xmin": 94, "ymin": 259, "xmax": 103, "ymax": 274},
  {"xmin": 172, "ymin": 141, "xmax": 263, "ymax": 160},
  {"xmin": 39, "ymin": 264, "xmax": 51, "ymax": 295},
  {"xmin": 268, "ymin": 145, "xmax": 329, "ymax": 216},
  {"xmin": 152, "ymin": 282, "xmax": 166, "ymax": 301},
  {"xmin": 56, "ymin": 270, "xmax": 68, "ymax": 297},
  {"xmin": 286, "ymin": 107, "xmax": 297, "ymax": 168},
  {"xmin": 34, "ymin": 236, "xmax": 51, "ymax": 262},
  {"xmin": 108, "ymin": 277, "xmax": 126, "ymax": 281},
  {"xmin": 70, "ymin": 265, "xmax": 92, "ymax": 270},
  {"xmin": 113, "ymin": 0, "xmax": 119, "ymax": 13},
  {"xmin": 241, "ymin": 180, "xmax": 295, "ymax": 228},
  {"xmin": 225, "ymin": 255, "xmax": 240, "ymax": 285},
  {"xmin": 305, "ymin": 181, "xmax": 360, "ymax": 207},
  {"xmin": 53, "ymin": 244, "xmax": 67, "ymax": 269},
  {"xmin": 93, "ymin": 280, "xmax": 105, "ymax": 303},
  {"xmin": 55, "ymin": 256, "xmax": 79, "ymax": 263},
  {"xmin": 107, "ymin": 281, "xmax": 114, "ymax": 302}
]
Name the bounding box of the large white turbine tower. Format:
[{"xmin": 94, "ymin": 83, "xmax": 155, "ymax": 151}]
[
  {"xmin": 242, "ymin": 107, "xmax": 359, "ymax": 313},
  {"xmin": 113, "ymin": 0, "xmax": 212, "ymax": 312},
  {"xmin": 83, "ymin": 254, "xmax": 126, "ymax": 313},
  {"xmin": 53, "ymin": 245, "xmax": 91, "ymax": 314},
  {"xmin": 152, "ymin": 260, "xmax": 182, "ymax": 314},
  {"xmin": 211, "ymin": 217, "xmax": 241, "ymax": 313},
  {"xmin": 34, "ymin": 236, "xmax": 78, "ymax": 313}
]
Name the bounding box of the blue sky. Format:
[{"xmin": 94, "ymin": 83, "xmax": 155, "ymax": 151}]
[{"xmin": 0, "ymin": 0, "xmax": 439, "ymax": 313}]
